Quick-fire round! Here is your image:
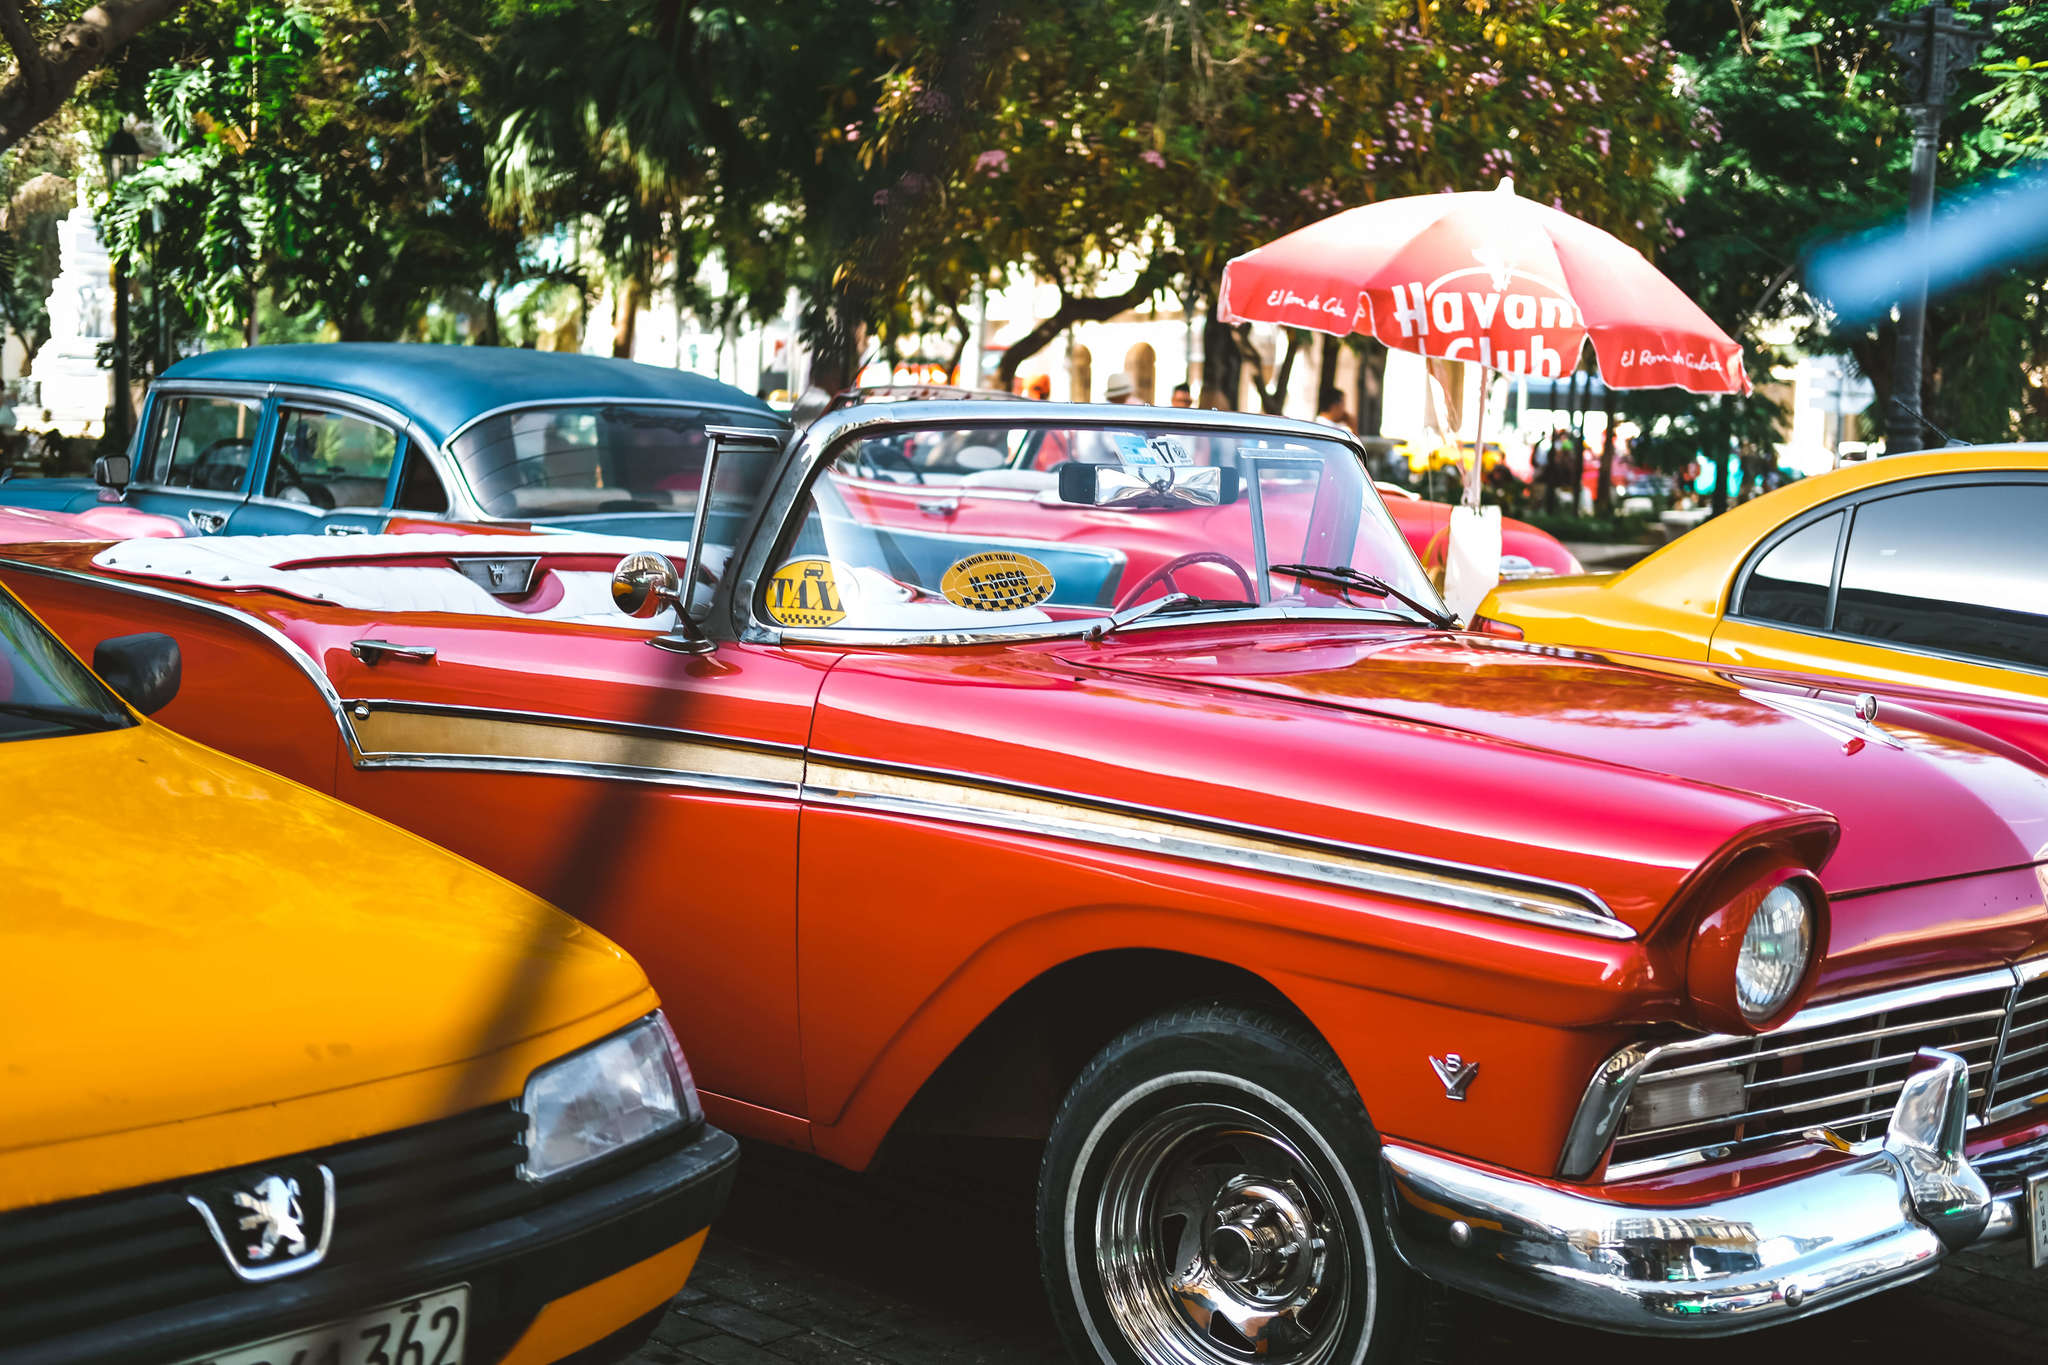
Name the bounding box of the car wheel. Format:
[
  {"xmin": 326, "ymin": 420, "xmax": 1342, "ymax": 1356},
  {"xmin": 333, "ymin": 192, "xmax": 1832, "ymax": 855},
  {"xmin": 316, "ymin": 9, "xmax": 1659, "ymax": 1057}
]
[{"xmin": 1040, "ymin": 1004, "xmax": 1426, "ymax": 1365}]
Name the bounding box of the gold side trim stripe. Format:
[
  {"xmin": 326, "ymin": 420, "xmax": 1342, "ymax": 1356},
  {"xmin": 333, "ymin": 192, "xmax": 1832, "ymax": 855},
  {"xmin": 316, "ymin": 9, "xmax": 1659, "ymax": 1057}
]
[
  {"xmin": 341, "ymin": 703, "xmax": 1624, "ymax": 938},
  {"xmin": 352, "ymin": 708, "xmax": 805, "ymax": 793},
  {"xmin": 802, "ymin": 762, "xmax": 1632, "ymax": 939}
]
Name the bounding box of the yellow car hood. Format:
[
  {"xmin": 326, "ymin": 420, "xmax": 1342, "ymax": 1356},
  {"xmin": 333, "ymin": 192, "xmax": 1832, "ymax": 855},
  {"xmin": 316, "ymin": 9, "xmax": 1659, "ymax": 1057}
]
[{"xmin": 1, "ymin": 723, "xmax": 651, "ymax": 1186}]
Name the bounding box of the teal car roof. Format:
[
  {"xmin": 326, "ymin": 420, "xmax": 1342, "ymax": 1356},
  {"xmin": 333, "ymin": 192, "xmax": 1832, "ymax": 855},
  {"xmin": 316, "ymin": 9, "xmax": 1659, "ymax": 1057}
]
[{"xmin": 159, "ymin": 343, "xmax": 782, "ymax": 449}]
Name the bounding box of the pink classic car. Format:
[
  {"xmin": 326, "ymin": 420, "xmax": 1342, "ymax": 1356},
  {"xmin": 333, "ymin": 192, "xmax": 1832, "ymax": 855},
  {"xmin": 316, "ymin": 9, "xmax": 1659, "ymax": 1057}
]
[{"xmin": 0, "ymin": 503, "xmax": 186, "ymax": 543}]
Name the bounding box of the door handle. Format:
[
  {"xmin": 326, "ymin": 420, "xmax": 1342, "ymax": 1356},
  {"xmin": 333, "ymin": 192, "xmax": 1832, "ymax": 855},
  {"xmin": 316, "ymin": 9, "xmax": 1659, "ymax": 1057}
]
[
  {"xmin": 324, "ymin": 523, "xmax": 369, "ymax": 536},
  {"xmin": 187, "ymin": 509, "xmax": 227, "ymax": 533},
  {"xmin": 349, "ymin": 639, "xmax": 437, "ymax": 665},
  {"xmin": 915, "ymin": 499, "xmax": 959, "ymax": 517}
]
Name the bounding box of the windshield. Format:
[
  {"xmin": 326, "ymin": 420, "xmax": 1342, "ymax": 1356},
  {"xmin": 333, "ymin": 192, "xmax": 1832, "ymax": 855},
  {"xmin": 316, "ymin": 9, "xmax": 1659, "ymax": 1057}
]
[
  {"xmin": 0, "ymin": 591, "xmax": 131, "ymax": 741},
  {"xmin": 758, "ymin": 420, "xmax": 1443, "ymax": 636},
  {"xmin": 449, "ymin": 403, "xmax": 784, "ymax": 521}
]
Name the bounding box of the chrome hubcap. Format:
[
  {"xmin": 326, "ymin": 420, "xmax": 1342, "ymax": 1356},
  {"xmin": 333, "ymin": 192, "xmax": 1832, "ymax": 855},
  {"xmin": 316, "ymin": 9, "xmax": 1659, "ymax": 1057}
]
[{"xmin": 1095, "ymin": 1103, "xmax": 1350, "ymax": 1365}]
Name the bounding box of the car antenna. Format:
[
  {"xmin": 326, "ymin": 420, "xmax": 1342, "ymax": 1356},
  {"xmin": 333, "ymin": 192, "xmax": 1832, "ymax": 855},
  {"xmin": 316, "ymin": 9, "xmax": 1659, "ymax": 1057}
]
[{"xmin": 1888, "ymin": 397, "xmax": 1971, "ymax": 449}]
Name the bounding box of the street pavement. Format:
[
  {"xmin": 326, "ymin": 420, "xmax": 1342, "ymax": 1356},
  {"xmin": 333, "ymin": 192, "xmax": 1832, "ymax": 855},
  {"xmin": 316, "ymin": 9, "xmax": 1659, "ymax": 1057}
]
[{"xmin": 631, "ymin": 1139, "xmax": 2045, "ymax": 1365}]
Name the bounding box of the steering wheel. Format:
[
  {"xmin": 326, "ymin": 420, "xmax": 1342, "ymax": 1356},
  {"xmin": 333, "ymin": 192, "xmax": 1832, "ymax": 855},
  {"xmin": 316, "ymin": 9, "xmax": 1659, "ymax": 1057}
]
[
  {"xmin": 267, "ymin": 453, "xmax": 336, "ymax": 509},
  {"xmin": 1114, "ymin": 551, "xmax": 1258, "ymax": 612},
  {"xmin": 191, "ymin": 437, "xmax": 252, "ymax": 490},
  {"xmin": 856, "ymin": 439, "xmax": 926, "ymax": 485}
]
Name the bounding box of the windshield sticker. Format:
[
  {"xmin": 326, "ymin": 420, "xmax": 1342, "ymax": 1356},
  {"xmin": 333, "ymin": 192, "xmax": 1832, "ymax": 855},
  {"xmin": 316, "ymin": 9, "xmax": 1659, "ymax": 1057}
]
[
  {"xmin": 1113, "ymin": 433, "xmax": 1194, "ymax": 468},
  {"xmin": 940, "ymin": 551, "xmax": 1057, "ymax": 613},
  {"xmin": 764, "ymin": 558, "xmax": 848, "ymax": 628}
]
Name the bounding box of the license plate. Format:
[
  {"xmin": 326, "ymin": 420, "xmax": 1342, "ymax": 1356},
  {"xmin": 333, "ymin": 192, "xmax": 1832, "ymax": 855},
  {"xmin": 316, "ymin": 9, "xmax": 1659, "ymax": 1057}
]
[
  {"xmin": 182, "ymin": 1286, "xmax": 468, "ymax": 1365},
  {"xmin": 2031, "ymin": 1172, "xmax": 2048, "ymax": 1271}
]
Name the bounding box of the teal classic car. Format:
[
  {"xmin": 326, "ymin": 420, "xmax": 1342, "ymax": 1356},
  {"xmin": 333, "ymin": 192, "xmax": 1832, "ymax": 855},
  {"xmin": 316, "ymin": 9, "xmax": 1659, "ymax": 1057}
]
[{"xmin": 0, "ymin": 344, "xmax": 784, "ymax": 539}]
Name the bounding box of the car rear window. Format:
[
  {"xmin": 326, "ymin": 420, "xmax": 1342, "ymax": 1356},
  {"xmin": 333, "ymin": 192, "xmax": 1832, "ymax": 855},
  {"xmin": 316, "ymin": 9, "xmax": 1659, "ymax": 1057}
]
[
  {"xmin": 1740, "ymin": 512, "xmax": 1842, "ymax": 630},
  {"xmin": 1835, "ymin": 483, "xmax": 2048, "ymax": 670}
]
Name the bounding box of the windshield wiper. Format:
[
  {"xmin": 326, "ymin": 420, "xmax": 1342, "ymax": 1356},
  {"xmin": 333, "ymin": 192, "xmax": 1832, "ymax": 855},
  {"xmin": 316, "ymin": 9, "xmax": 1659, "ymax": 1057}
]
[
  {"xmin": 1085, "ymin": 592, "xmax": 1258, "ymax": 643},
  {"xmin": 0, "ymin": 700, "xmax": 124, "ymax": 733},
  {"xmin": 1270, "ymin": 563, "xmax": 1458, "ymax": 628}
]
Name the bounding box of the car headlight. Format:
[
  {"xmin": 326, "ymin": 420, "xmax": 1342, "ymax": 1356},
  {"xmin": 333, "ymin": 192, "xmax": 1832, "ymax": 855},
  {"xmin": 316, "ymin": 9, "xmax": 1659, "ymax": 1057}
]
[
  {"xmin": 1735, "ymin": 883, "xmax": 1815, "ymax": 1024},
  {"xmin": 519, "ymin": 1013, "xmax": 702, "ymax": 1182}
]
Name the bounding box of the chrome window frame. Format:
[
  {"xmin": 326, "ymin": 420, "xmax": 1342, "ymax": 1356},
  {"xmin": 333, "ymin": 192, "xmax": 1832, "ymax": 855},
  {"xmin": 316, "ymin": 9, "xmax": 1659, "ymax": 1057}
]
[
  {"xmin": 132, "ymin": 382, "xmax": 271, "ymax": 497},
  {"xmin": 1725, "ymin": 469, "xmax": 2048, "ymax": 680},
  {"xmin": 724, "ymin": 401, "xmax": 1446, "ymax": 648},
  {"xmin": 252, "ymin": 393, "xmax": 413, "ymax": 515},
  {"xmin": 438, "ymin": 396, "xmax": 787, "ymax": 527}
]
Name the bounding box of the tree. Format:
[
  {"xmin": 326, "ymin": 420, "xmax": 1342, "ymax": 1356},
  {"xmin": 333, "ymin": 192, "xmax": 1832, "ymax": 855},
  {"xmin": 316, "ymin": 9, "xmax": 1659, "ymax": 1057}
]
[
  {"xmin": 486, "ymin": 0, "xmax": 1029, "ymax": 387},
  {"xmin": 96, "ymin": 0, "xmax": 531, "ymax": 357},
  {"xmin": 0, "ymin": 0, "xmax": 186, "ymax": 155},
  {"xmin": 901, "ymin": 0, "xmax": 1695, "ymax": 406},
  {"xmin": 1640, "ymin": 0, "xmax": 2048, "ymax": 483}
]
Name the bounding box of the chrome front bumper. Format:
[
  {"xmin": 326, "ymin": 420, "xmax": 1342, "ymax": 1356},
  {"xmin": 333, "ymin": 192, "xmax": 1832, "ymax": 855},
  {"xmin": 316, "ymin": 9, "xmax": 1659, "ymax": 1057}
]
[{"xmin": 1382, "ymin": 1049, "xmax": 2045, "ymax": 1336}]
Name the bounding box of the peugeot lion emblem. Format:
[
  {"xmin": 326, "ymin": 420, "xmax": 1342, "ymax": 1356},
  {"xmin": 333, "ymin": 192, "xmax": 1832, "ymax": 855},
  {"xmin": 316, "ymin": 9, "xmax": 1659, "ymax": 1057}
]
[
  {"xmin": 1430, "ymin": 1053, "xmax": 1480, "ymax": 1101},
  {"xmin": 187, "ymin": 1161, "xmax": 337, "ymax": 1281}
]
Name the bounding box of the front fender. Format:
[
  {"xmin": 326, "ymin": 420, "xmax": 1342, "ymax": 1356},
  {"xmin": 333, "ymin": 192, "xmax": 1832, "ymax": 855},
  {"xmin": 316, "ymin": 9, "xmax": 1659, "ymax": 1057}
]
[{"xmin": 799, "ymin": 808, "xmax": 1651, "ymax": 1176}]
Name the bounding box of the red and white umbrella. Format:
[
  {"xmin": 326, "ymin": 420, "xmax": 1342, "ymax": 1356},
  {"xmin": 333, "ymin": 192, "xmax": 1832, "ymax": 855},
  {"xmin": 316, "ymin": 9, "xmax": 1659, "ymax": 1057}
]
[{"xmin": 1219, "ymin": 179, "xmax": 1749, "ymax": 395}]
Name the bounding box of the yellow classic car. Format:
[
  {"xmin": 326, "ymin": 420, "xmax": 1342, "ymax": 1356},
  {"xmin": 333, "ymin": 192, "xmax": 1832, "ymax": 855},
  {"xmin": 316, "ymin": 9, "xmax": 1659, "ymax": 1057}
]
[
  {"xmin": 1473, "ymin": 446, "xmax": 2048, "ymax": 700},
  {"xmin": 0, "ymin": 589, "xmax": 736, "ymax": 1364}
]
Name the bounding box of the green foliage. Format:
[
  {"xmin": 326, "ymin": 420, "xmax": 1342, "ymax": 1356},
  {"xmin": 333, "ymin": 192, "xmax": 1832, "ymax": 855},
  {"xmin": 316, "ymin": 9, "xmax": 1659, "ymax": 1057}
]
[
  {"xmin": 96, "ymin": 0, "xmax": 531, "ymax": 359},
  {"xmin": 1642, "ymin": 0, "xmax": 2048, "ymax": 465}
]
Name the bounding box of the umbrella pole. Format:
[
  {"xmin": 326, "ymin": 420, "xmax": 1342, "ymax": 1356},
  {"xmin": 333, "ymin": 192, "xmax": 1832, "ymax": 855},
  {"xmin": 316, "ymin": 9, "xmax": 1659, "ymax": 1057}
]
[{"xmin": 1466, "ymin": 369, "xmax": 1491, "ymax": 510}]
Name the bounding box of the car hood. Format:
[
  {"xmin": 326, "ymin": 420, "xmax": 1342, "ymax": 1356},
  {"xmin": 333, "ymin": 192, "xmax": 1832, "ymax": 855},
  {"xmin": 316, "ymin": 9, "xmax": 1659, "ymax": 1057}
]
[
  {"xmin": 1071, "ymin": 628, "xmax": 2048, "ymax": 898},
  {"xmin": 1, "ymin": 722, "xmax": 651, "ymax": 1159}
]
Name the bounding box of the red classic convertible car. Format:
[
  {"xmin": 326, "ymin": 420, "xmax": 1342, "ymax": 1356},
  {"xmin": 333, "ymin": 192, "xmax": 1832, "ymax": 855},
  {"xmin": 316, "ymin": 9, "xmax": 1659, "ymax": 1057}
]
[{"xmin": 10, "ymin": 402, "xmax": 2048, "ymax": 1364}]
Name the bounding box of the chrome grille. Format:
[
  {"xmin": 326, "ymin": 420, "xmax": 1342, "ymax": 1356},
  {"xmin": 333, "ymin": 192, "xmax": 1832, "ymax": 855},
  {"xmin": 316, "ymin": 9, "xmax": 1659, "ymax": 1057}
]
[
  {"xmin": 1989, "ymin": 966, "xmax": 2048, "ymax": 1119},
  {"xmin": 1609, "ymin": 969, "xmax": 2028, "ymax": 1178}
]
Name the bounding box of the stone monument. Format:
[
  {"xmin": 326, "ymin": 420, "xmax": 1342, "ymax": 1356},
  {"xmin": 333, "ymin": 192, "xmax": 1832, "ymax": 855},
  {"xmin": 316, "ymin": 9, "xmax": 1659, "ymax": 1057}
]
[{"xmin": 33, "ymin": 188, "xmax": 116, "ymax": 436}]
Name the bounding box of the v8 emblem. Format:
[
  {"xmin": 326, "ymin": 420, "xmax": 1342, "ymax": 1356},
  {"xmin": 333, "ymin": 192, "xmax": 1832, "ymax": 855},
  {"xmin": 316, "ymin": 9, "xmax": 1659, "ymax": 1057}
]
[{"xmin": 1429, "ymin": 1053, "xmax": 1479, "ymax": 1101}]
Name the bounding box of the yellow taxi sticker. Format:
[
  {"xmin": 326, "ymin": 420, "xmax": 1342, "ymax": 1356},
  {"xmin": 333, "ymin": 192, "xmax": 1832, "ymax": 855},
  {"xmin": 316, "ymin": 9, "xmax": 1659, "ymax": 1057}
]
[
  {"xmin": 940, "ymin": 551, "xmax": 1057, "ymax": 613},
  {"xmin": 764, "ymin": 558, "xmax": 848, "ymax": 627}
]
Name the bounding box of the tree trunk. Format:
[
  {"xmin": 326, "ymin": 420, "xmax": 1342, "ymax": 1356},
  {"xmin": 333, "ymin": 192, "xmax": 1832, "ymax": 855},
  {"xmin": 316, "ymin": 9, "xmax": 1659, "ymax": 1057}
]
[
  {"xmin": 612, "ymin": 276, "xmax": 644, "ymax": 359},
  {"xmin": 1595, "ymin": 383, "xmax": 1616, "ymax": 518},
  {"xmin": 996, "ymin": 261, "xmax": 1176, "ymax": 387},
  {"xmin": 0, "ymin": 0, "xmax": 188, "ymax": 156},
  {"xmin": 1236, "ymin": 326, "xmax": 1305, "ymax": 415},
  {"xmin": 1354, "ymin": 339, "xmax": 1385, "ymax": 435},
  {"xmin": 1200, "ymin": 295, "xmax": 1241, "ymax": 409}
]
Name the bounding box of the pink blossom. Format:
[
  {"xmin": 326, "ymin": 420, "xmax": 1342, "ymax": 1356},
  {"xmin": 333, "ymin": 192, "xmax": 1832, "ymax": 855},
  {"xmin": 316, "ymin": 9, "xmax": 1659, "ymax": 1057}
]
[
  {"xmin": 1141, "ymin": 149, "xmax": 1166, "ymax": 168},
  {"xmin": 974, "ymin": 149, "xmax": 1009, "ymax": 176}
]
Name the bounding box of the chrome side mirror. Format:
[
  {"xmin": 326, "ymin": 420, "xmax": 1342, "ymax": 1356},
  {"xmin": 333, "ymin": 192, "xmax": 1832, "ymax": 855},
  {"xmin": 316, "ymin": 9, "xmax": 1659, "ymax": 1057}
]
[
  {"xmin": 611, "ymin": 551, "xmax": 683, "ymax": 619},
  {"xmin": 93, "ymin": 454, "xmax": 131, "ymax": 490}
]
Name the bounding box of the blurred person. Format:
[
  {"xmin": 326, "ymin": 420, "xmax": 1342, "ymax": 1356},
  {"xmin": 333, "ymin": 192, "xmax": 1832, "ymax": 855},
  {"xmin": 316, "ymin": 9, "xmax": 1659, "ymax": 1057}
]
[
  {"xmin": 1314, "ymin": 385, "xmax": 1352, "ymax": 430},
  {"xmin": 1104, "ymin": 372, "xmax": 1137, "ymax": 404},
  {"xmin": 1026, "ymin": 374, "xmax": 1052, "ymax": 400},
  {"xmin": 1170, "ymin": 383, "xmax": 1193, "ymax": 408}
]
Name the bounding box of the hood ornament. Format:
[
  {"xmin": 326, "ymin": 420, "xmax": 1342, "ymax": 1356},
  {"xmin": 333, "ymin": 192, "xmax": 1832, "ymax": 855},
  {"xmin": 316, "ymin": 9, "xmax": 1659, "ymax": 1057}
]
[{"xmin": 1430, "ymin": 1053, "xmax": 1480, "ymax": 1101}]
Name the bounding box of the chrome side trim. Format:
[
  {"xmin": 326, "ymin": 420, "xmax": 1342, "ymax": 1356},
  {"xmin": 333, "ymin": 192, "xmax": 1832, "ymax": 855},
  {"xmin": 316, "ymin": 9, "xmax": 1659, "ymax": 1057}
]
[
  {"xmin": 0, "ymin": 559, "xmax": 363, "ymax": 756},
  {"xmin": 347, "ymin": 700, "xmax": 805, "ymax": 797},
  {"xmin": 341, "ymin": 697, "xmax": 807, "ymax": 754},
  {"xmin": 800, "ymin": 754, "xmax": 1631, "ymax": 938}
]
